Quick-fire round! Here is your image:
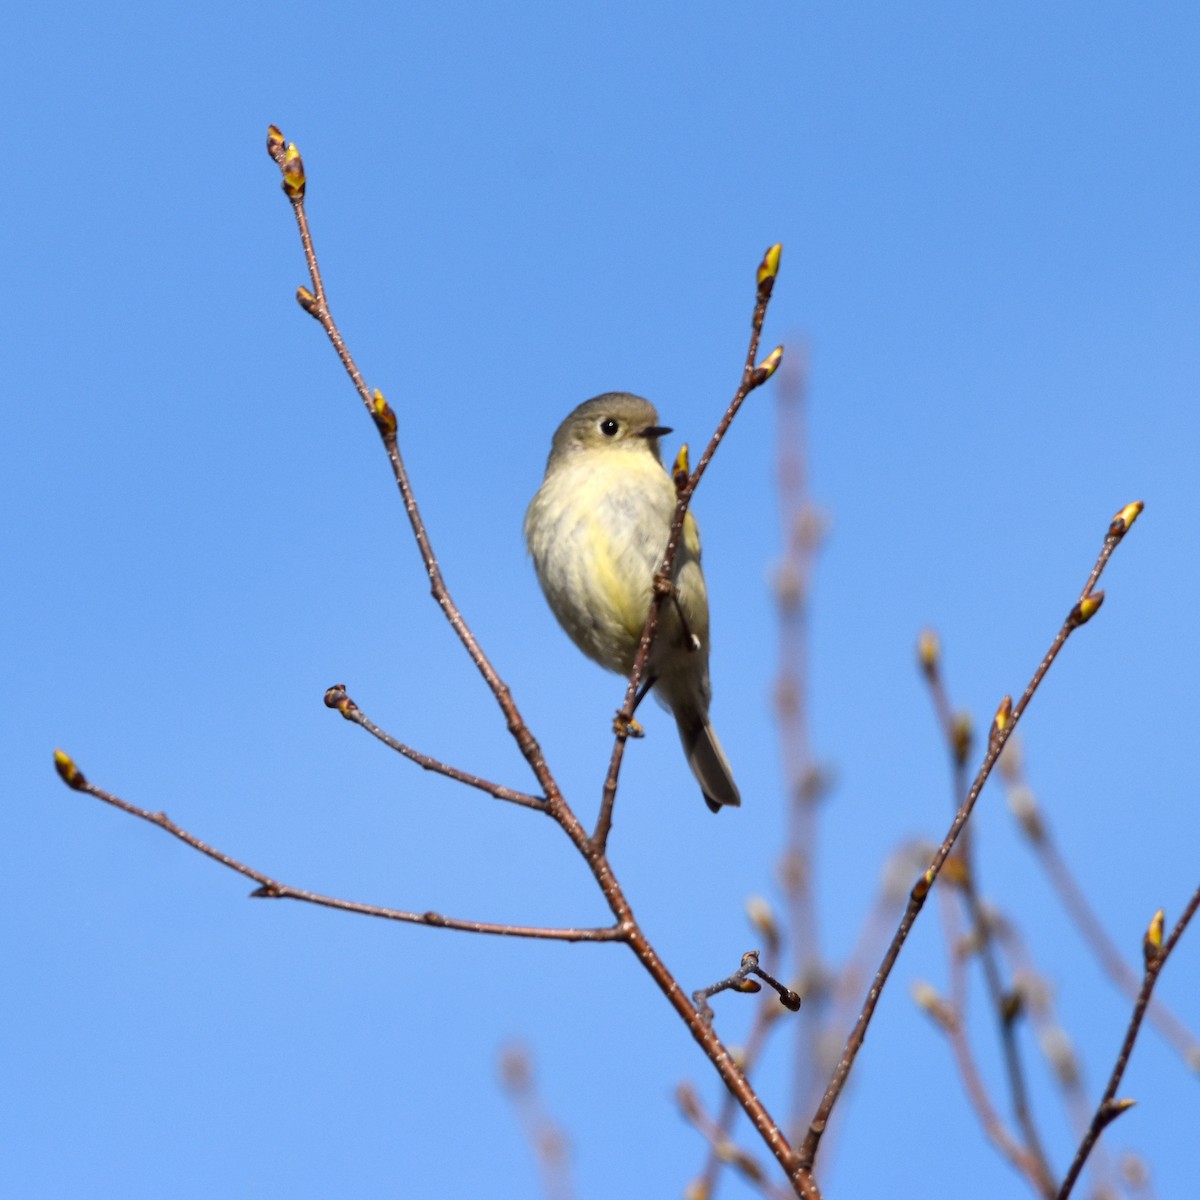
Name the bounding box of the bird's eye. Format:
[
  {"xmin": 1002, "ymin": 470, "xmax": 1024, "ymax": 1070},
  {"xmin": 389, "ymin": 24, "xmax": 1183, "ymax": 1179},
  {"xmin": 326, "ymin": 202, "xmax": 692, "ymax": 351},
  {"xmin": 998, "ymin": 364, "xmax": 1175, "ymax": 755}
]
[{"xmin": 599, "ymin": 418, "xmax": 619, "ymax": 437}]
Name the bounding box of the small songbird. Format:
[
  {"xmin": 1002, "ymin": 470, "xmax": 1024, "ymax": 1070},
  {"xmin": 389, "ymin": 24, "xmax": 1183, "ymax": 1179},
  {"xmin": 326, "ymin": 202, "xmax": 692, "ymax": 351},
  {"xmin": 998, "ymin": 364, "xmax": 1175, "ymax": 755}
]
[{"xmin": 524, "ymin": 393, "xmax": 740, "ymax": 812}]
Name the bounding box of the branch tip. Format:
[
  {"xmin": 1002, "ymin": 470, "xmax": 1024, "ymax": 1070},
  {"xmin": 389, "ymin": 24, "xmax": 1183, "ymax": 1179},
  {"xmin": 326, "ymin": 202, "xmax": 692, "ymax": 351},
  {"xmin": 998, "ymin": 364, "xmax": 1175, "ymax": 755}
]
[
  {"xmin": 280, "ymin": 142, "xmax": 306, "ymax": 199},
  {"xmin": 917, "ymin": 628, "xmax": 940, "ymax": 678},
  {"xmin": 745, "ymin": 895, "xmax": 780, "ymax": 951},
  {"xmin": 1109, "ymin": 500, "xmax": 1144, "ymax": 537},
  {"xmin": 1007, "ymin": 785, "xmax": 1045, "ymax": 843},
  {"xmin": 323, "ymin": 683, "xmax": 359, "ymax": 719},
  {"xmin": 951, "ymin": 712, "xmax": 974, "ymax": 767},
  {"xmin": 265, "ymin": 124, "xmax": 286, "ymax": 159},
  {"xmin": 1143, "ymin": 908, "xmax": 1165, "ymax": 965},
  {"xmin": 53, "ymin": 748, "xmax": 87, "ymax": 790},
  {"xmin": 756, "ymin": 242, "xmax": 783, "ymax": 295},
  {"xmin": 778, "ymin": 987, "xmax": 803, "ymax": 1013},
  {"xmin": 912, "ymin": 980, "xmax": 955, "ymax": 1031}
]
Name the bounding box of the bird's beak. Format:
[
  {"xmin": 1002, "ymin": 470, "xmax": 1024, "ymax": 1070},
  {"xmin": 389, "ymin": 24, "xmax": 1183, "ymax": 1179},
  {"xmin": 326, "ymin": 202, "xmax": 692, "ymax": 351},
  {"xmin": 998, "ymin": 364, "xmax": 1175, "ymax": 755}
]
[{"xmin": 639, "ymin": 425, "xmax": 673, "ymax": 439}]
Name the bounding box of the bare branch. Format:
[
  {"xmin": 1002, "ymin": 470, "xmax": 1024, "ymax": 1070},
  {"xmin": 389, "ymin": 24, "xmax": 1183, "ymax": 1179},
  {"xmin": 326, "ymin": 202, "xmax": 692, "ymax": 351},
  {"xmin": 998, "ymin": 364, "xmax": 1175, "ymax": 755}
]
[
  {"xmin": 323, "ymin": 684, "xmax": 548, "ymax": 812},
  {"xmin": 1056, "ymin": 883, "xmax": 1200, "ymax": 1199},
  {"xmin": 767, "ymin": 357, "xmax": 835, "ymax": 1129},
  {"xmin": 262, "ymin": 129, "xmax": 817, "ymax": 1195},
  {"xmin": 592, "ymin": 247, "xmax": 784, "ymax": 852},
  {"xmin": 797, "ymin": 503, "xmax": 1144, "ymax": 1173},
  {"xmin": 693, "ymin": 950, "xmax": 803, "ymax": 1026},
  {"xmin": 919, "ymin": 635, "xmax": 1056, "ymax": 1197},
  {"xmin": 1001, "ymin": 750, "xmax": 1200, "ymax": 1073},
  {"xmin": 264, "ymin": 127, "xmax": 561, "ymax": 811},
  {"xmin": 912, "ymin": 978, "xmax": 1046, "ymax": 1185},
  {"xmin": 689, "ymin": 906, "xmax": 796, "ymax": 1200},
  {"xmin": 500, "ymin": 1044, "xmax": 576, "ymax": 1200},
  {"xmin": 677, "ymin": 1083, "xmax": 793, "ymax": 1200},
  {"xmin": 51, "ymin": 752, "xmax": 619, "ymax": 943}
]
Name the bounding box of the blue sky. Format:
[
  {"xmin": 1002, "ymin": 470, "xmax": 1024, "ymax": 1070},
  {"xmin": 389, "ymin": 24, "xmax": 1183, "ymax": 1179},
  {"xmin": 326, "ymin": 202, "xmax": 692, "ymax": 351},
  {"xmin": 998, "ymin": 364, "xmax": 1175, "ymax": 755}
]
[{"xmin": 5, "ymin": 3, "xmax": 1198, "ymax": 1198}]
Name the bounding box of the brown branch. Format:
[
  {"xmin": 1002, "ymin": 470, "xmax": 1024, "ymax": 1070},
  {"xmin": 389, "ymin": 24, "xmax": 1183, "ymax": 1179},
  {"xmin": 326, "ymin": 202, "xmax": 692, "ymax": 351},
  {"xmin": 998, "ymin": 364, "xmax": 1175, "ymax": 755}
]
[
  {"xmin": 677, "ymin": 1083, "xmax": 793, "ymax": 1200},
  {"xmin": 688, "ymin": 908, "xmax": 795, "ymax": 1200},
  {"xmin": 960, "ymin": 882, "xmax": 1056, "ymax": 1197},
  {"xmin": 693, "ymin": 950, "xmax": 802, "ymax": 1025},
  {"xmin": 1057, "ymin": 884, "xmax": 1200, "ymax": 1198},
  {"xmin": 50, "ymin": 754, "xmax": 619, "ymax": 942},
  {"xmin": 263, "ymin": 127, "xmax": 561, "ymax": 813},
  {"xmin": 912, "ymin": 979, "xmax": 1051, "ymax": 1187},
  {"xmin": 796, "ymin": 503, "xmax": 1143, "ymax": 1173},
  {"xmin": 259, "ymin": 130, "xmax": 820, "ymax": 1195},
  {"xmin": 500, "ymin": 1044, "xmax": 576, "ymax": 1200},
  {"xmin": 592, "ymin": 249, "xmax": 784, "ymax": 852},
  {"xmin": 990, "ymin": 922, "xmax": 1125, "ymax": 1198},
  {"xmin": 919, "ymin": 636, "xmax": 1056, "ymax": 1197},
  {"xmin": 1002, "ymin": 755, "xmax": 1200, "ymax": 1072},
  {"xmin": 323, "ymin": 684, "xmax": 548, "ymax": 811},
  {"xmin": 804, "ymin": 842, "xmax": 936, "ymax": 1149},
  {"xmin": 768, "ymin": 356, "xmax": 834, "ymax": 1130}
]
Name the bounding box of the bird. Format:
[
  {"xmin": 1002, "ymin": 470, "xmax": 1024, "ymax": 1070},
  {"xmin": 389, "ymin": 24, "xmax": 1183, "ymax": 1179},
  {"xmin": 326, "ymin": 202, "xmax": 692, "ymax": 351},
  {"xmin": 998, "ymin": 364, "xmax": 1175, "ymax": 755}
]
[{"xmin": 524, "ymin": 392, "xmax": 740, "ymax": 812}]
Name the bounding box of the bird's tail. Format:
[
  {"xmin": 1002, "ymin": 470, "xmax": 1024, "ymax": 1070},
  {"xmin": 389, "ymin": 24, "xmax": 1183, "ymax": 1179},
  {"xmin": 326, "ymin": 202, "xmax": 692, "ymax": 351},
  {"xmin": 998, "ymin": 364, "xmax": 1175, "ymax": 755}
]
[{"xmin": 676, "ymin": 711, "xmax": 741, "ymax": 813}]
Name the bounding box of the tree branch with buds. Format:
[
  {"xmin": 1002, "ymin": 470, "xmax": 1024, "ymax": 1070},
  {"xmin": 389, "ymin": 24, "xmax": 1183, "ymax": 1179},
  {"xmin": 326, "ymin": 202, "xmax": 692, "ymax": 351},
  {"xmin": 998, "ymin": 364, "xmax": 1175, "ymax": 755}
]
[
  {"xmin": 918, "ymin": 633, "xmax": 1056, "ymax": 1198},
  {"xmin": 55, "ymin": 126, "xmax": 822, "ymax": 1200},
  {"xmin": 50, "ymin": 126, "xmax": 1175, "ymax": 1200},
  {"xmin": 1056, "ymin": 884, "xmax": 1200, "ymax": 1199},
  {"xmin": 797, "ymin": 502, "xmax": 1144, "ymax": 1175}
]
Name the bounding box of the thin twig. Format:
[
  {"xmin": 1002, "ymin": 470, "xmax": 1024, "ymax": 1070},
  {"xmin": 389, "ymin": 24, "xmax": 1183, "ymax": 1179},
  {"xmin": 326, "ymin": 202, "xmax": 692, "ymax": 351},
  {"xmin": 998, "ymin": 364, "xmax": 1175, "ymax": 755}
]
[
  {"xmin": 689, "ymin": 910, "xmax": 793, "ymax": 1200},
  {"xmin": 960, "ymin": 882, "xmax": 1056, "ymax": 1196},
  {"xmin": 261, "ymin": 132, "xmax": 818, "ymax": 1196},
  {"xmin": 693, "ymin": 950, "xmax": 802, "ymax": 1026},
  {"xmin": 1056, "ymin": 884, "xmax": 1200, "ymax": 1199},
  {"xmin": 991, "ymin": 920, "xmax": 1124, "ymax": 1197},
  {"xmin": 768, "ymin": 356, "xmax": 833, "ymax": 1131},
  {"xmin": 677, "ymin": 1083, "xmax": 793, "ymax": 1200},
  {"xmin": 1002, "ymin": 756, "xmax": 1200, "ymax": 1072},
  {"xmin": 51, "ymin": 756, "xmax": 619, "ymax": 942},
  {"xmin": 920, "ymin": 639, "xmax": 1056, "ymax": 1197},
  {"xmin": 922, "ymin": 662, "xmax": 989, "ymax": 1157},
  {"xmin": 264, "ymin": 127, "xmax": 561, "ymax": 812},
  {"xmin": 592, "ymin": 251, "xmax": 784, "ymax": 852},
  {"xmin": 912, "ymin": 977, "xmax": 1051, "ymax": 1187},
  {"xmin": 500, "ymin": 1044, "xmax": 576, "ymax": 1200},
  {"xmin": 323, "ymin": 684, "xmax": 548, "ymax": 811},
  {"xmin": 797, "ymin": 504, "xmax": 1142, "ymax": 1173}
]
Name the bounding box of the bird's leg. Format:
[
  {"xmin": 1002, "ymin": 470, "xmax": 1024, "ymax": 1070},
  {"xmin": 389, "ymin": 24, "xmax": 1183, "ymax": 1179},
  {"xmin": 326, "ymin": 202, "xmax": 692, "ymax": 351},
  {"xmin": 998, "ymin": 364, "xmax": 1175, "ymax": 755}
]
[
  {"xmin": 633, "ymin": 673, "xmax": 656, "ymax": 713},
  {"xmin": 613, "ymin": 673, "xmax": 655, "ymax": 738},
  {"xmin": 653, "ymin": 571, "xmax": 702, "ymax": 653}
]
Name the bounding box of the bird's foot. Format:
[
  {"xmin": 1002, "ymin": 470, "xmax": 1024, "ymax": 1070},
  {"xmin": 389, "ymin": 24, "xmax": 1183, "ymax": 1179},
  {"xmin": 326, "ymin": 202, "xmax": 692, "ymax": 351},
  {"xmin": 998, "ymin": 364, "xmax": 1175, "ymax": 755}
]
[{"xmin": 613, "ymin": 713, "xmax": 645, "ymax": 738}]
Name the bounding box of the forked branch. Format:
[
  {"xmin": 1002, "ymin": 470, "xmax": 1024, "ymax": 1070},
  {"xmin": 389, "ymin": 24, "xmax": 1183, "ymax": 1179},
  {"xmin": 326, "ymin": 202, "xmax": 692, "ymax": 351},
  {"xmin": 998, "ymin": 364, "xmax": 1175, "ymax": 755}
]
[
  {"xmin": 1056, "ymin": 885, "xmax": 1200, "ymax": 1199},
  {"xmin": 592, "ymin": 250, "xmax": 784, "ymax": 852},
  {"xmin": 52, "ymin": 125, "xmax": 1163, "ymax": 1200},
  {"xmin": 796, "ymin": 502, "xmax": 1144, "ymax": 1174}
]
